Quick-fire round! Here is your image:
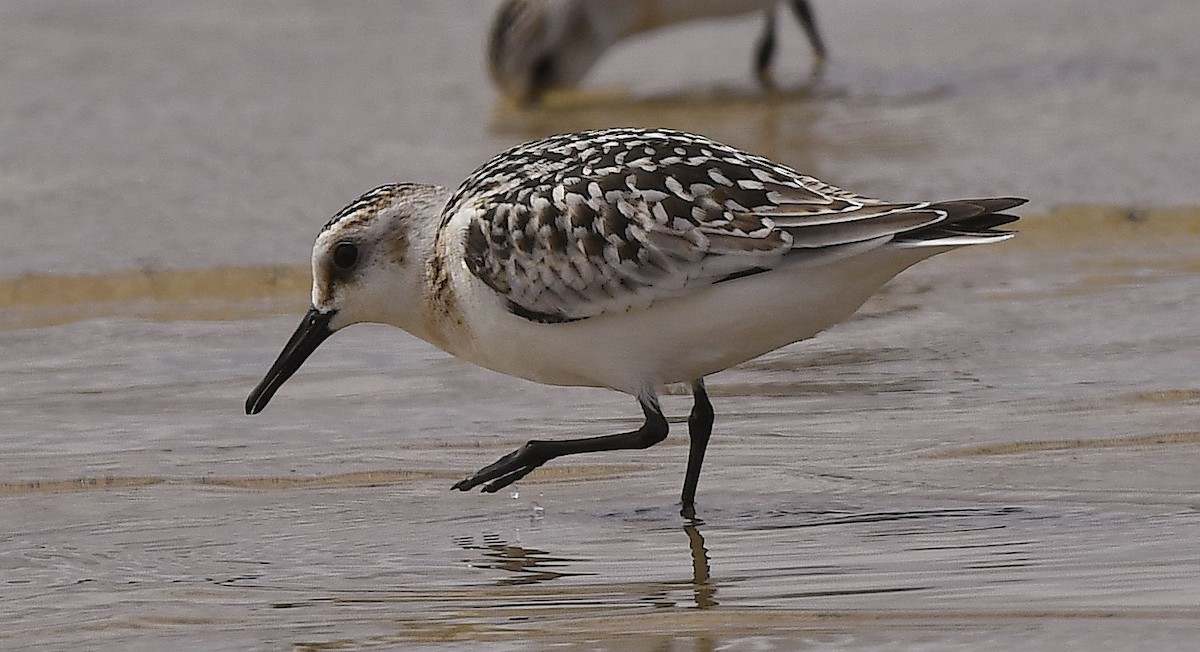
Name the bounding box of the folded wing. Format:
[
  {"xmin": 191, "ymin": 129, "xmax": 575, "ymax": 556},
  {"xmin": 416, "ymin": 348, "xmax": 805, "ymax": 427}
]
[{"xmin": 448, "ymin": 129, "xmax": 1022, "ymax": 323}]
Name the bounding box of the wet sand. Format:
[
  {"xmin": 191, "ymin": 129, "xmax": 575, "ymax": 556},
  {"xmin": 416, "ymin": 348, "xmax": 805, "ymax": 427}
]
[{"xmin": 3, "ymin": 1, "xmax": 1200, "ymax": 649}]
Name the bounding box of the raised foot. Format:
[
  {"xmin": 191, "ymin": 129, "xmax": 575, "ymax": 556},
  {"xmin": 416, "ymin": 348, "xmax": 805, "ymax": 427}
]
[
  {"xmin": 451, "ymin": 442, "xmax": 547, "ymax": 493},
  {"xmin": 452, "ymin": 396, "xmax": 668, "ymax": 497}
]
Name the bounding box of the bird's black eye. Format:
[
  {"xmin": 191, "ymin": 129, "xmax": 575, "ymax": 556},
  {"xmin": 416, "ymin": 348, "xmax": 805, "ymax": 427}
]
[{"xmin": 332, "ymin": 242, "xmax": 359, "ymax": 271}]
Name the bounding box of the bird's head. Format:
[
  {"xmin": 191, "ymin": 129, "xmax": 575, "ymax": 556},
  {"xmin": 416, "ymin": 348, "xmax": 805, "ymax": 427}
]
[
  {"xmin": 487, "ymin": 0, "xmax": 606, "ymax": 105},
  {"xmin": 245, "ymin": 183, "xmax": 449, "ymax": 415}
]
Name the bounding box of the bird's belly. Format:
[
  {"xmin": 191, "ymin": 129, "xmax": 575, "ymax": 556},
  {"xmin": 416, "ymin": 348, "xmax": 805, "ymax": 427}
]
[{"xmin": 458, "ymin": 247, "xmax": 935, "ymax": 394}]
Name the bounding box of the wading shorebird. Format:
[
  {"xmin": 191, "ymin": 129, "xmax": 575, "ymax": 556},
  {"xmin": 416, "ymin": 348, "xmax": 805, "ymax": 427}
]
[
  {"xmin": 245, "ymin": 128, "xmax": 1023, "ymax": 519},
  {"xmin": 488, "ymin": 0, "xmax": 827, "ymax": 104}
]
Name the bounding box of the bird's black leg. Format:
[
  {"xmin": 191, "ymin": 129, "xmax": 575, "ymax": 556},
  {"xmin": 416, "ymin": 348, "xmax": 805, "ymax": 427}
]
[
  {"xmin": 788, "ymin": 0, "xmax": 828, "ymax": 68},
  {"xmin": 452, "ymin": 393, "xmax": 668, "ymax": 494},
  {"xmin": 754, "ymin": 7, "xmax": 779, "ymax": 87},
  {"xmin": 680, "ymin": 379, "xmax": 714, "ymax": 520}
]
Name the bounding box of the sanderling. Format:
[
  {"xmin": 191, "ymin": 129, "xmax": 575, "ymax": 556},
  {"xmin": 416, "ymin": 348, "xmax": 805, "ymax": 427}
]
[
  {"xmin": 245, "ymin": 128, "xmax": 1023, "ymax": 518},
  {"xmin": 488, "ymin": 0, "xmax": 826, "ymax": 104}
]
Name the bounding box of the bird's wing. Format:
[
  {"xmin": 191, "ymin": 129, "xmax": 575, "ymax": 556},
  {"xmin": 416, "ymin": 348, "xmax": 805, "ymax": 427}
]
[{"xmin": 445, "ymin": 129, "xmax": 1009, "ymax": 323}]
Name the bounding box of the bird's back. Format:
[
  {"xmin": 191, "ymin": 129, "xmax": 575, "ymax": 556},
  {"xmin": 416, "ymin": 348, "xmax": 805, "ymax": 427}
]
[{"xmin": 429, "ymin": 129, "xmax": 1022, "ymax": 391}]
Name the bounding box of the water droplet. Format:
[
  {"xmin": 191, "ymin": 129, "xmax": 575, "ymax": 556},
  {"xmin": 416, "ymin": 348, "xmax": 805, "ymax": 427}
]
[{"xmin": 509, "ymin": 489, "xmax": 519, "ymax": 500}]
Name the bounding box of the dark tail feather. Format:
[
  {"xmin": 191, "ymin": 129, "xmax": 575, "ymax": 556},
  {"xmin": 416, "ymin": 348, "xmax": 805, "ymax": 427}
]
[{"xmin": 896, "ymin": 197, "xmax": 1026, "ymax": 246}]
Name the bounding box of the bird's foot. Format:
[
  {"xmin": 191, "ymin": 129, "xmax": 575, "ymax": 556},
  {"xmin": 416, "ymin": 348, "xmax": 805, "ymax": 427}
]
[
  {"xmin": 755, "ymin": 67, "xmax": 777, "ymax": 91},
  {"xmin": 680, "ymin": 503, "xmax": 698, "ymax": 522},
  {"xmin": 451, "ymin": 442, "xmax": 547, "ymax": 493}
]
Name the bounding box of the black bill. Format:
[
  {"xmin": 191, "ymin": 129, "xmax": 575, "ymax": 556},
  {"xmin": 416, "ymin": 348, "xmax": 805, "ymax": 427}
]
[{"xmin": 245, "ymin": 307, "xmax": 336, "ymax": 415}]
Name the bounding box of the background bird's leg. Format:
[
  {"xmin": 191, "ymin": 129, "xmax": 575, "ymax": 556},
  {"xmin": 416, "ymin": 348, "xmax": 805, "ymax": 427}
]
[
  {"xmin": 680, "ymin": 378, "xmax": 714, "ymax": 520},
  {"xmin": 788, "ymin": 0, "xmax": 827, "ymax": 70},
  {"xmin": 754, "ymin": 7, "xmax": 779, "ymax": 87},
  {"xmin": 452, "ymin": 393, "xmax": 667, "ymax": 494}
]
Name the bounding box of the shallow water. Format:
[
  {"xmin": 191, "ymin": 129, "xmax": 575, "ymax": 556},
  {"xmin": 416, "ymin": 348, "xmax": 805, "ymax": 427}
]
[
  {"xmin": 5, "ymin": 210, "xmax": 1200, "ymax": 649},
  {"xmin": 3, "ymin": 1, "xmax": 1200, "ymax": 649}
]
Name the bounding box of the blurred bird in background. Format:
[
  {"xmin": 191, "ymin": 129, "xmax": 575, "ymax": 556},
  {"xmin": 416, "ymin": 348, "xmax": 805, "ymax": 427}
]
[{"xmin": 488, "ymin": 0, "xmax": 826, "ymax": 104}]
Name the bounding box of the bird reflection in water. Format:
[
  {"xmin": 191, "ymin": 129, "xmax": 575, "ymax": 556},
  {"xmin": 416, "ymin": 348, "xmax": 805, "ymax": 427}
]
[
  {"xmin": 455, "ymin": 532, "xmax": 591, "ymax": 586},
  {"xmin": 685, "ymin": 522, "xmax": 718, "ymax": 609},
  {"xmin": 456, "ymin": 523, "xmax": 719, "ymax": 608}
]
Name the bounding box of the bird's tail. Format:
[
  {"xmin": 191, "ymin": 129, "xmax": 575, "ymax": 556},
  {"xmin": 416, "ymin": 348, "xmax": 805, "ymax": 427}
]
[{"xmin": 893, "ymin": 197, "xmax": 1025, "ymax": 248}]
